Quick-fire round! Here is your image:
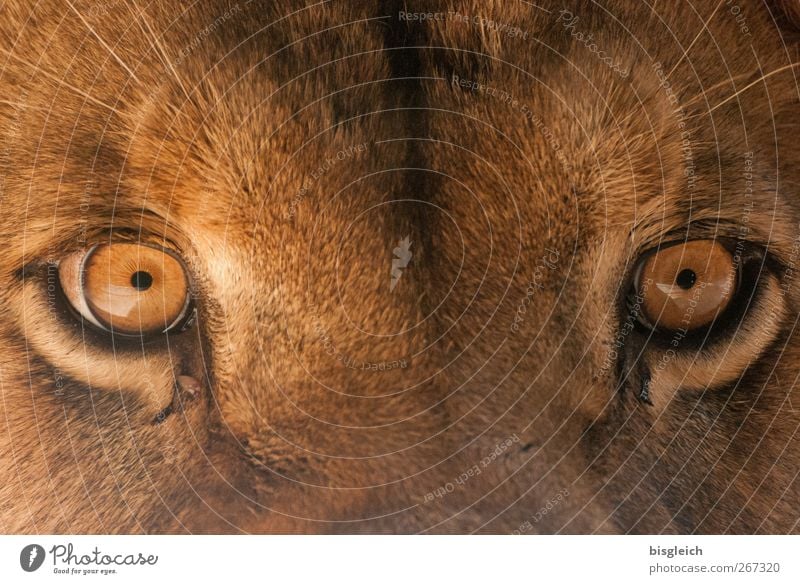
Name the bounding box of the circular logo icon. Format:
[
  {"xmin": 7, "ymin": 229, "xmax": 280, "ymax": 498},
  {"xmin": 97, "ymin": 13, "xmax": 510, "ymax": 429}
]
[{"xmin": 20, "ymin": 544, "xmax": 46, "ymax": 572}]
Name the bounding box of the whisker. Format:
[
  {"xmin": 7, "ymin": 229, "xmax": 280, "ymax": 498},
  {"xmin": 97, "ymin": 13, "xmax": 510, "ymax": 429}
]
[
  {"xmin": 127, "ymin": 3, "xmax": 194, "ymax": 104},
  {"xmin": 0, "ymin": 47, "xmax": 125, "ymax": 117},
  {"xmin": 682, "ymin": 71, "xmax": 753, "ymax": 109},
  {"xmin": 614, "ymin": 61, "xmax": 784, "ymax": 130},
  {"xmin": 64, "ymin": 0, "xmax": 143, "ymax": 86},
  {"xmin": 661, "ymin": 0, "xmax": 727, "ymax": 84},
  {"xmin": 0, "ymin": 99, "xmax": 46, "ymax": 112},
  {"xmin": 698, "ymin": 52, "xmax": 800, "ymax": 117},
  {"xmin": 614, "ymin": 0, "xmax": 727, "ymax": 130}
]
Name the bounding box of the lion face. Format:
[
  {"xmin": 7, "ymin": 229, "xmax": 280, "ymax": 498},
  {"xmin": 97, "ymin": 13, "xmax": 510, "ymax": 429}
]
[{"xmin": 1, "ymin": 1, "xmax": 799, "ymax": 533}]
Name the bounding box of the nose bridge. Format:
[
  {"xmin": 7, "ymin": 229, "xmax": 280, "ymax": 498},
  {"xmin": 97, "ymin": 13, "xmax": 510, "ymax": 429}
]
[
  {"xmin": 199, "ymin": 70, "xmax": 594, "ymax": 476},
  {"xmin": 208, "ymin": 181, "xmax": 448, "ymax": 441}
]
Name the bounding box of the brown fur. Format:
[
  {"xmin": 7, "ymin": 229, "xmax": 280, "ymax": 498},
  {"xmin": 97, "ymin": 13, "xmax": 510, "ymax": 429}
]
[{"xmin": 1, "ymin": 0, "xmax": 799, "ymax": 533}]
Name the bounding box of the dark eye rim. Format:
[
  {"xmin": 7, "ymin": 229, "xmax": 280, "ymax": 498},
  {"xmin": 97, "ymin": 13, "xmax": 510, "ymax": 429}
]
[
  {"xmin": 626, "ymin": 237, "xmax": 767, "ymax": 350},
  {"xmin": 69, "ymin": 242, "xmax": 196, "ymax": 338}
]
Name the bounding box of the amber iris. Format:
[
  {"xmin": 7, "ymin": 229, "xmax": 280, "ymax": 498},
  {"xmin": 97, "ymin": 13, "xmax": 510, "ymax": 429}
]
[
  {"xmin": 636, "ymin": 240, "xmax": 737, "ymax": 331},
  {"xmin": 59, "ymin": 243, "xmax": 190, "ymax": 336}
]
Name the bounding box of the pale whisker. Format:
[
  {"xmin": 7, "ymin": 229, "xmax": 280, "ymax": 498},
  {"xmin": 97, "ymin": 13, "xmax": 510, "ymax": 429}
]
[
  {"xmin": 661, "ymin": 0, "xmax": 727, "ymax": 84},
  {"xmin": 64, "ymin": 0, "xmax": 143, "ymax": 87},
  {"xmin": 699, "ymin": 53, "xmax": 800, "ymax": 117},
  {"xmin": 0, "ymin": 99, "xmax": 46, "ymax": 112},
  {"xmin": 128, "ymin": 3, "xmax": 194, "ymax": 104},
  {"xmin": 614, "ymin": 0, "xmax": 727, "ymax": 130},
  {"xmin": 0, "ymin": 47, "xmax": 125, "ymax": 117},
  {"xmin": 682, "ymin": 71, "xmax": 753, "ymax": 109}
]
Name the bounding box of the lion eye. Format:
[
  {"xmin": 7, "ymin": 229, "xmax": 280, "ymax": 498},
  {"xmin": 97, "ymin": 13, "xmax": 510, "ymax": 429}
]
[
  {"xmin": 58, "ymin": 243, "xmax": 192, "ymax": 336},
  {"xmin": 634, "ymin": 240, "xmax": 737, "ymax": 331}
]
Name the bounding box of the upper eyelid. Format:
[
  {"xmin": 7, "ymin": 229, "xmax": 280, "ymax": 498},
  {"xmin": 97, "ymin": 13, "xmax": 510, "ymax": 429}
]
[
  {"xmin": 14, "ymin": 229, "xmax": 187, "ymax": 278},
  {"xmin": 632, "ymin": 220, "xmax": 765, "ymax": 254},
  {"xmin": 629, "ymin": 236, "xmax": 766, "ymax": 269}
]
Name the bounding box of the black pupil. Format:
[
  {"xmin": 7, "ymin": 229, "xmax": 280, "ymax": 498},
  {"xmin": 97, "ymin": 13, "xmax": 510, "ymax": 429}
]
[
  {"xmin": 676, "ymin": 269, "xmax": 697, "ymax": 290},
  {"xmin": 131, "ymin": 271, "xmax": 154, "ymax": 291}
]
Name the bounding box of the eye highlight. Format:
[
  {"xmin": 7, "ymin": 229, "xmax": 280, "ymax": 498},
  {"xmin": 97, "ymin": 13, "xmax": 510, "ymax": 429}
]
[
  {"xmin": 634, "ymin": 240, "xmax": 737, "ymax": 332},
  {"xmin": 58, "ymin": 243, "xmax": 192, "ymax": 336}
]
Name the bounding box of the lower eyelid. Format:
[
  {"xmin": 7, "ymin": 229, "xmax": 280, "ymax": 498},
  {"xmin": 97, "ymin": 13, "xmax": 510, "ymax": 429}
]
[{"xmin": 635, "ymin": 273, "xmax": 786, "ymax": 402}]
